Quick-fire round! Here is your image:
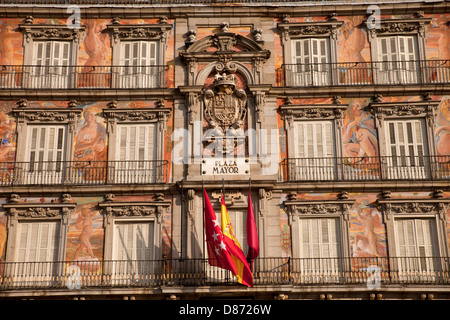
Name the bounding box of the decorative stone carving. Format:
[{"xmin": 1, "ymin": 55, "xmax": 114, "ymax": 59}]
[
  {"xmin": 365, "ymin": 18, "xmax": 431, "ymax": 39},
  {"xmin": 284, "ymin": 199, "xmax": 354, "ymax": 223},
  {"xmin": 106, "ymin": 23, "xmax": 172, "ymax": 44},
  {"xmin": 99, "ymin": 201, "xmax": 170, "ymax": 225},
  {"xmin": 19, "ymin": 24, "xmax": 86, "ymax": 45},
  {"xmin": 278, "ymin": 20, "xmax": 343, "ymax": 43},
  {"xmin": 377, "ymin": 199, "xmax": 449, "ymax": 222},
  {"xmin": 3, "ymin": 202, "xmax": 76, "ymax": 228},
  {"xmin": 203, "ymin": 73, "xmax": 247, "ymax": 135}
]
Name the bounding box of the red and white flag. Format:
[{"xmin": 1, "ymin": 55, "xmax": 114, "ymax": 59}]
[{"xmin": 203, "ymin": 188, "xmax": 253, "ymax": 287}]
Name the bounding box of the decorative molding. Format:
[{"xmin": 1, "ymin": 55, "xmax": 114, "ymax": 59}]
[
  {"xmin": 103, "ymin": 107, "xmax": 171, "ymax": 133},
  {"xmin": 3, "ymin": 202, "xmax": 76, "ymax": 228},
  {"xmin": 12, "ymin": 107, "xmax": 82, "ymax": 134},
  {"xmin": 376, "ymin": 199, "xmax": 449, "ymax": 222},
  {"xmin": 278, "ymin": 21, "xmax": 344, "ymax": 43},
  {"xmin": 19, "ymin": 24, "xmax": 86, "ymax": 44},
  {"xmin": 368, "ymin": 101, "xmax": 440, "ymax": 128},
  {"xmin": 106, "ymin": 23, "xmax": 173, "ymax": 44},
  {"xmin": 365, "ymin": 18, "xmax": 431, "ymax": 39},
  {"xmin": 99, "ymin": 200, "xmax": 171, "ymax": 225},
  {"xmin": 284, "ymin": 199, "xmax": 354, "ymax": 223},
  {"xmin": 280, "ymin": 104, "xmax": 348, "ymax": 129}
]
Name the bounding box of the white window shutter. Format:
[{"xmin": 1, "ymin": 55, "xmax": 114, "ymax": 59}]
[
  {"xmin": 16, "ymin": 222, "xmax": 59, "ymax": 262},
  {"xmin": 114, "ymin": 222, "xmax": 155, "ymax": 260},
  {"xmin": 299, "ymin": 218, "xmax": 339, "ymax": 258}
]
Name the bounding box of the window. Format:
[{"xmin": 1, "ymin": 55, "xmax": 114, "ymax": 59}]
[
  {"xmin": 385, "ymin": 119, "xmax": 429, "ymax": 179},
  {"xmin": 2, "ymin": 200, "xmax": 75, "ymax": 288},
  {"xmin": 103, "ymin": 107, "xmax": 171, "ymax": 184},
  {"xmin": 377, "ymin": 35, "xmax": 419, "ymax": 84},
  {"xmin": 112, "ymin": 221, "xmax": 156, "ymax": 285},
  {"xmin": 30, "ymin": 41, "xmax": 72, "ymax": 89},
  {"xmin": 377, "ymin": 198, "xmax": 449, "ymax": 282},
  {"xmin": 115, "ymin": 124, "xmax": 157, "ymax": 183},
  {"xmin": 100, "ymin": 199, "xmax": 169, "ymax": 285},
  {"xmin": 25, "ymin": 125, "xmax": 66, "ymax": 185},
  {"xmin": 365, "ymin": 17, "xmax": 431, "ymax": 85},
  {"xmin": 294, "ymin": 121, "xmax": 335, "ymax": 180},
  {"xmin": 369, "ymin": 100, "xmax": 439, "ymax": 181},
  {"xmin": 13, "ymin": 107, "xmax": 82, "ymax": 186},
  {"xmin": 106, "ymin": 22, "xmax": 172, "ymax": 89},
  {"xmin": 277, "ymin": 20, "xmax": 343, "ymax": 87},
  {"xmin": 19, "ymin": 23, "xmax": 85, "ymax": 90},
  {"xmin": 280, "ymin": 104, "xmax": 347, "ymax": 182},
  {"xmin": 119, "ymin": 41, "xmax": 159, "ymax": 88},
  {"xmin": 291, "ymin": 38, "xmax": 330, "ymax": 86},
  {"xmin": 284, "ymin": 199, "xmax": 353, "ymax": 284}
]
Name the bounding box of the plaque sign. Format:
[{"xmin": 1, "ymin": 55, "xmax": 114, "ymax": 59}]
[{"xmin": 202, "ymin": 157, "xmax": 249, "ymax": 175}]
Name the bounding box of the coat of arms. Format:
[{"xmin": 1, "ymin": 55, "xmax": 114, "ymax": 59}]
[{"xmin": 203, "ymin": 73, "xmax": 247, "ymax": 135}]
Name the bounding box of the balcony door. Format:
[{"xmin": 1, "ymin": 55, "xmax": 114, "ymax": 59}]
[
  {"xmin": 394, "ymin": 218, "xmax": 440, "ymax": 281},
  {"xmin": 385, "ymin": 119, "xmax": 429, "ymax": 179},
  {"xmin": 291, "ymin": 38, "xmax": 330, "ymax": 86},
  {"xmin": 377, "ymin": 35, "xmax": 419, "ymax": 84},
  {"xmin": 119, "ymin": 41, "xmax": 158, "ymax": 88},
  {"xmin": 13, "ymin": 221, "xmax": 60, "ymax": 287},
  {"xmin": 297, "ymin": 217, "xmax": 341, "ymax": 283},
  {"xmin": 112, "ymin": 221, "xmax": 156, "ymax": 285},
  {"xmin": 115, "ymin": 124, "xmax": 157, "ymax": 183},
  {"xmin": 25, "ymin": 125, "xmax": 66, "ymax": 185},
  {"xmin": 294, "ymin": 121, "xmax": 336, "ymax": 180},
  {"xmin": 31, "ymin": 41, "xmax": 72, "ymax": 89}
]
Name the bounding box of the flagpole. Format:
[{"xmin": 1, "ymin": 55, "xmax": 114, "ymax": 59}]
[{"xmin": 202, "ymin": 180, "xmax": 205, "ymax": 283}]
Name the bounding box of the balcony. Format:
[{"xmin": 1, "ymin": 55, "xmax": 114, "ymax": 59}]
[
  {"xmin": 277, "ymin": 60, "xmax": 450, "ymax": 87},
  {"xmin": 0, "ymin": 65, "xmax": 169, "ymax": 90},
  {"xmin": 0, "ymin": 257, "xmax": 448, "ymax": 290},
  {"xmin": 280, "ymin": 155, "xmax": 450, "ymax": 182},
  {"xmin": 0, "ymin": 160, "xmax": 170, "ymax": 186}
]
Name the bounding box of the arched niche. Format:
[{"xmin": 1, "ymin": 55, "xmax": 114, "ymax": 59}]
[{"xmin": 179, "ymin": 31, "xmax": 270, "ymax": 86}]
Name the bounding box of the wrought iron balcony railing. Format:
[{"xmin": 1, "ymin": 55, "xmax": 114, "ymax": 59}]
[
  {"xmin": 0, "ymin": 257, "xmax": 448, "ymax": 290},
  {"xmin": 0, "ymin": 65, "xmax": 169, "ymax": 89},
  {"xmin": 277, "ymin": 60, "xmax": 450, "ymax": 87},
  {"xmin": 0, "ymin": 160, "xmax": 170, "ymax": 186},
  {"xmin": 280, "ymin": 155, "xmax": 450, "ymax": 182}
]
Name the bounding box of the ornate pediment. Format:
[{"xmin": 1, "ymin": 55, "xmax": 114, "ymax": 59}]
[
  {"xmin": 283, "ymin": 199, "xmax": 355, "ymax": 223},
  {"xmin": 106, "ymin": 23, "xmax": 173, "ymax": 44},
  {"xmin": 277, "ymin": 20, "xmax": 344, "ymax": 43},
  {"xmin": 103, "ymin": 105, "xmax": 171, "ymax": 132},
  {"xmin": 99, "ymin": 200, "xmax": 171, "ymax": 224},
  {"xmin": 377, "ymin": 198, "xmax": 449, "ymax": 222},
  {"xmin": 368, "ymin": 101, "xmax": 439, "ymax": 127},
  {"xmin": 19, "ymin": 24, "xmax": 86, "ymax": 44},
  {"xmin": 365, "ymin": 18, "xmax": 431, "ymax": 39}
]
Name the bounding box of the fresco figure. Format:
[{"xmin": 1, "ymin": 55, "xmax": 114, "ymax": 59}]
[
  {"xmin": 0, "ymin": 23, "xmax": 19, "ymax": 65},
  {"xmin": 74, "ymin": 108, "xmax": 107, "ymax": 181},
  {"xmin": 74, "ymin": 207, "xmax": 96, "ymax": 259},
  {"xmin": 353, "ymin": 207, "xmax": 383, "ymax": 257},
  {"xmin": 343, "ymin": 101, "xmax": 378, "ymax": 163},
  {"xmin": 436, "ymin": 99, "xmax": 450, "ymax": 156},
  {"xmin": 79, "ymin": 20, "xmax": 109, "ymax": 87}
]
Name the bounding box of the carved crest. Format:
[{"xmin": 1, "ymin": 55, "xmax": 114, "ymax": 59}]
[{"xmin": 203, "ymin": 73, "xmax": 247, "ymax": 134}]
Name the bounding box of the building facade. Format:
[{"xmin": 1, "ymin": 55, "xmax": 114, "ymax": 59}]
[{"xmin": 0, "ymin": 0, "xmax": 449, "ymax": 300}]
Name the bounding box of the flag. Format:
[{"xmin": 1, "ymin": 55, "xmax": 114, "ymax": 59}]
[
  {"xmin": 246, "ymin": 190, "xmax": 259, "ymax": 261},
  {"xmin": 220, "ymin": 194, "xmax": 253, "ymax": 287},
  {"xmin": 203, "ymin": 188, "xmax": 237, "ymax": 276}
]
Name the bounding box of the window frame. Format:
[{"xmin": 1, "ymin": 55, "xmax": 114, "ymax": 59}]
[
  {"xmin": 365, "ymin": 17, "xmax": 431, "ymax": 85},
  {"xmin": 3, "ymin": 198, "xmax": 76, "ymax": 264},
  {"xmin": 284, "ymin": 198, "xmax": 354, "ymax": 260},
  {"xmin": 278, "ymin": 20, "xmax": 343, "ymax": 87},
  {"xmin": 377, "ymin": 198, "xmax": 450, "ymax": 277},
  {"xmin": 280, "ymin": 103, "xmax": 347, "ymax": 181},
  {"xmin": 12, "ymin": 106, "xmax": 82, "ymax": 185},
  {"xmin": 369, "ymin": 100, "xmax": 440, "ymax": 180},
  {"xmin": 19, "ymin": 23, "xmax": 85, "ymax": 89},
  {"xmin": 106, "ymin": 22, "xmax": 172, "ymax": 89}
]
